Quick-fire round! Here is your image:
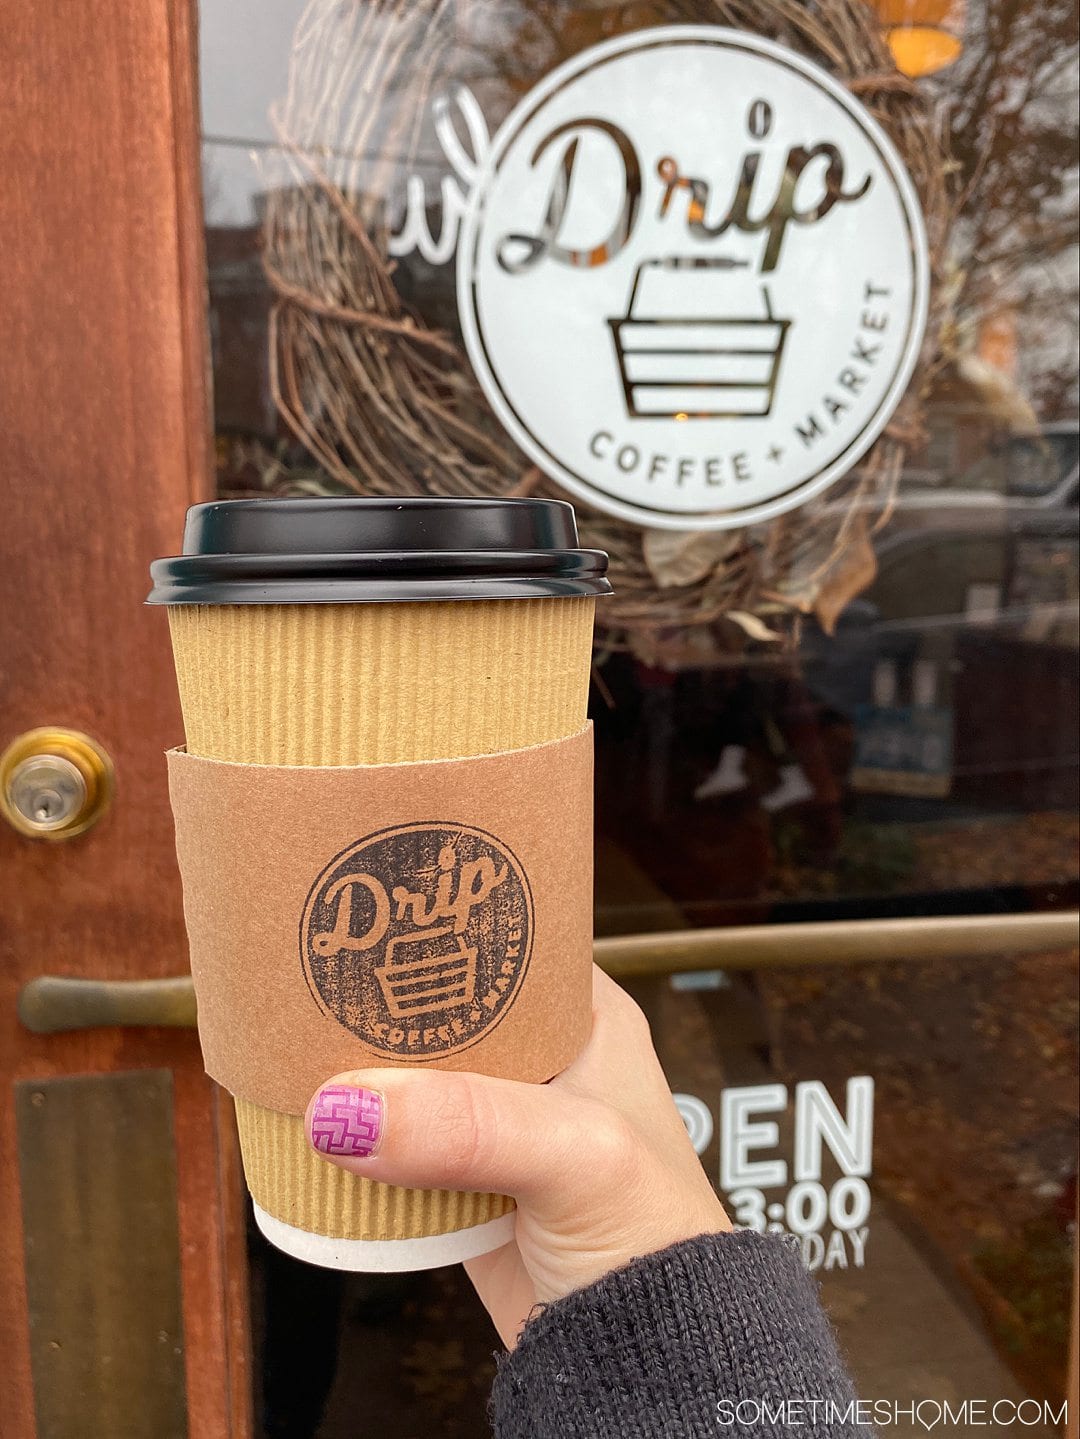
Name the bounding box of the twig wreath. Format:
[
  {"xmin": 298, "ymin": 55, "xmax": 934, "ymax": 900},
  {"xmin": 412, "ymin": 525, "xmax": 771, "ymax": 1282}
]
[{"xmin": 261, "ymin": 0, "xmax": 955, "ymax": 654}]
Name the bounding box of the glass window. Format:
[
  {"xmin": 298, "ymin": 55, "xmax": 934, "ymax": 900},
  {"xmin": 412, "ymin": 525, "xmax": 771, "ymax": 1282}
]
[{"xmin": 198, "ymin": 3, "xmax": 1078, "ymax": 1432}]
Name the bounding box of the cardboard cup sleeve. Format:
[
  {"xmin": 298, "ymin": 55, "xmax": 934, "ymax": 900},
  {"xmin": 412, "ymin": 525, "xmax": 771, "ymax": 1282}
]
[{"xmin": 167, "ymin": 725, "xmax": 594, "ymax": 1115}]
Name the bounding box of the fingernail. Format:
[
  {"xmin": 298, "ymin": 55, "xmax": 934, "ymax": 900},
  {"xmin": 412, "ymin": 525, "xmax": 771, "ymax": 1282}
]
[{"xmin": 308, "ymin": 1084, "xmax": 384, "ymax": 1158}]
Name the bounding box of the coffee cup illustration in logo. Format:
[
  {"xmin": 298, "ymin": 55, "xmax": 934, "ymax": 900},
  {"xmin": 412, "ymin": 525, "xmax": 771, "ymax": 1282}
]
[
  {"xmin": 609, "ymin": 257, "xmax": 791, "ymax": 420},
  {"xmin": 301, "ymin": 823, "xmax": 533, "ymax": 1060}
]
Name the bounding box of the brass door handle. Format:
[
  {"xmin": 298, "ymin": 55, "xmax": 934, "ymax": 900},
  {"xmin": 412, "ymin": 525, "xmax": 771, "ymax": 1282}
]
[
  {"xmin": 18, "ymin": 976, "xmax": 197, "ymax": 1033},
  {"xmin": 596, "ymin": 910, "xmax": 1080, "ymax": 977},
  {"xmin": 18, "ymin": 911, "xmax": 1077, "ymax": 1031}
]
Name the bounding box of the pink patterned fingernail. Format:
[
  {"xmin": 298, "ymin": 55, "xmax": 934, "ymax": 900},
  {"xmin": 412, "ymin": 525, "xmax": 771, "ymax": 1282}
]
[{"xmin": 308, "ymin": 1085, "xmax": 384, "ymax": 1158}]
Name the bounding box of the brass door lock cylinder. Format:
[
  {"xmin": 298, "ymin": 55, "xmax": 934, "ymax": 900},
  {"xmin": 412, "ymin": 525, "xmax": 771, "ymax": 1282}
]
[{"xmin": 0, "ymin": 727, "xmax": 114, "ymax": 840}]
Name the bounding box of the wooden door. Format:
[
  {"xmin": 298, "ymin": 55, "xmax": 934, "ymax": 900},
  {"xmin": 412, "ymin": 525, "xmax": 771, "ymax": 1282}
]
[{"xmin": 0, "ymin": 2, "xmax": 248, "ymax": 1435}]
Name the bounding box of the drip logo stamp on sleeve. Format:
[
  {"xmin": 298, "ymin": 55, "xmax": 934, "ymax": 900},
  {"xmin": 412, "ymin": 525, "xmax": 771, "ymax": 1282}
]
[{"xmin": 301, "ymin": 823, "xmax": 534, "ymax": 1059}]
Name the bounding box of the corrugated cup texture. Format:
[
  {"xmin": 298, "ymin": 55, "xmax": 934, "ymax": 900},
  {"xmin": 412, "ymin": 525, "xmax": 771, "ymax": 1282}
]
[{"xmin": 167, "ymin": 598, "xmax": 594, "ymax": 1241}]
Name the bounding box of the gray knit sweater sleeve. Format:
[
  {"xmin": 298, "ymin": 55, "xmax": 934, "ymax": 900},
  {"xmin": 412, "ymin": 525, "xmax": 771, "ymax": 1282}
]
[{"xmin": 490, "ymin": 1231, "xmax": 873, "ymax": 1438}]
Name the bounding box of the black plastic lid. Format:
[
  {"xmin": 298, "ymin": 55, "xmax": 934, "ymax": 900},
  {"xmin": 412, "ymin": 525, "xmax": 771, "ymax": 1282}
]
[{"xmin": 146, "ymin": 497, "xmax": 612, "ymax": 605}]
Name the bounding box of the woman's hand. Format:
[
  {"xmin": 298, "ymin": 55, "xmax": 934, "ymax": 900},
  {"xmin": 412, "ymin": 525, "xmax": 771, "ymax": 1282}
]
[{"xmin": 304, "ymin": 966, "xmax": 730, "ymax": 1347}]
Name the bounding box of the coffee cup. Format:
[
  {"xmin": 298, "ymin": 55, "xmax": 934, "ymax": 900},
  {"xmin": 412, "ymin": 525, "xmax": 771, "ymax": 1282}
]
[{"xmin": 148, "ymin": 497, "xmax": 609, "ymax": 1270}]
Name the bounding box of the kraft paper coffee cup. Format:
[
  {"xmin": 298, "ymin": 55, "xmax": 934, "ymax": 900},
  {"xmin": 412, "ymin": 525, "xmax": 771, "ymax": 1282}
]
[{"xmin": 148, "ymin": 497, "xmax": 609, "ymax": 1271}]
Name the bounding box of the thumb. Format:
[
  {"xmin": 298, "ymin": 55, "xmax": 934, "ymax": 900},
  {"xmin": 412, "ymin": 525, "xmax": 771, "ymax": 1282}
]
[{"xmin": 304, "ymin": 1068, "xmax": 624, "ymax": 1207}]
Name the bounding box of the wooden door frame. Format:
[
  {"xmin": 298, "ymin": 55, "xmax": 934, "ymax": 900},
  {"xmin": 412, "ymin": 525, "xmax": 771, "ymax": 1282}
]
[{"xmin": 0, "ymin": 1, "xmax": 249, "ymax": 1434}]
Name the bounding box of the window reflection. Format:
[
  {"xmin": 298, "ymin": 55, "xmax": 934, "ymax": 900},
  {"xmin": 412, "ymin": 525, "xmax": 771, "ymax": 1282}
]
[{"xmin": 198, "ymin": 1, "xmax": 1078, "ymax": 1432}]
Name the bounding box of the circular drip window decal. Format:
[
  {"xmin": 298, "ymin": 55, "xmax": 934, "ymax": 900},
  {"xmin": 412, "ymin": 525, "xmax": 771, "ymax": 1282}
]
[{"xmin": 458, "ymin": 26, "xmax": 929, "ymax": 531}]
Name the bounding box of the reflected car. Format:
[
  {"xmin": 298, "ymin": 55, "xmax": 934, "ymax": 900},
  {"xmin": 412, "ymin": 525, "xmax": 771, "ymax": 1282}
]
[{"xmin": 804, "ymin": 423, "xmax": 1079, "ymax": 809}]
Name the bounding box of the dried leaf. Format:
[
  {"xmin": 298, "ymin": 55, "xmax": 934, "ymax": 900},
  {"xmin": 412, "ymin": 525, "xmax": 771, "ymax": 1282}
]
[
  {"xmin": 642, "ymin": 527, "xmax": 741, "ymax": 589},
  {"xmin": 761, "ymin": 584, "xmax": 817, "ymax": 614},
  {"xmin": 726, "ymin": 610, "xmax": 782, "ymax": 642},
  {"xmin": 628, "ymin": 626, "xmax": 728, "ymax": 670},
  {"xmin": 957, "ymin": 354, "xmax": 1041, "ymax": 435},
  {"xmin": 813, "ymin": 510, "xmax": 877, "ymax": 635}
]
